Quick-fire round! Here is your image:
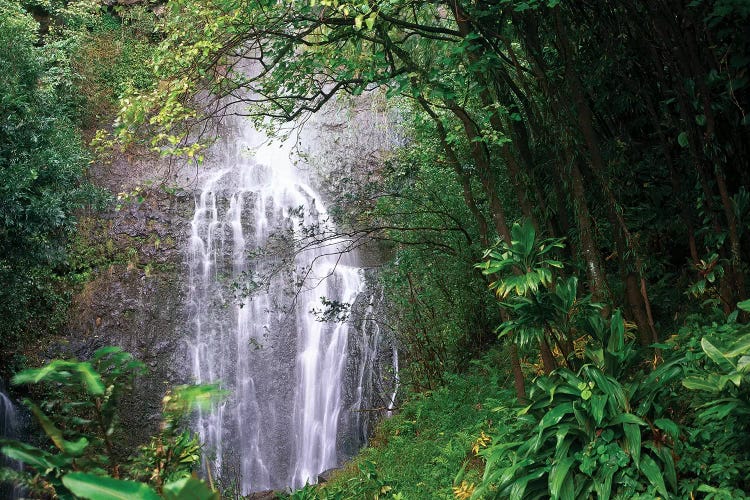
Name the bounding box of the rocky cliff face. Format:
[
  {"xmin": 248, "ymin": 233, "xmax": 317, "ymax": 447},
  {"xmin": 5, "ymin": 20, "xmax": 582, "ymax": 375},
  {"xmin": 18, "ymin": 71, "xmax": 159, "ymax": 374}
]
[
  {"xmin": 50, "ymin": 93, "xmax": 399, "ymax": 467},
  {"xmin": 42, "ymin": 147, "xmax": 201, "ymax": 452},
  {"xmin": 62, "ymin": 189, "xmax": 193, "ymax": 451}
]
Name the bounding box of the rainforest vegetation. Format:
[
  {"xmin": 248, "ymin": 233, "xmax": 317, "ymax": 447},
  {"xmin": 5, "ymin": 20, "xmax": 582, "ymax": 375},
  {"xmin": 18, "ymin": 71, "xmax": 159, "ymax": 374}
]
[{"xmin": 2, "ymin": 0, "xmax": 750, "ymax": 498}]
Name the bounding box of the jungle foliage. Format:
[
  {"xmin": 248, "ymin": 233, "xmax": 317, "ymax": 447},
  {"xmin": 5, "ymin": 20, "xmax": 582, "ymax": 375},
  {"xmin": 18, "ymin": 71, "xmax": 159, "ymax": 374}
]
[
  {"xmin": 114, "ymin": 0, "xmax": 750, "ymax": 496},
  {"xmin": 0, "ymin": 0, "xmax": 159, "ymax": 356},
  {"xmin": 0, "ymin": 346, "xmax": 222, "ymax": 499},
  {"xmin": 2, "ymin": 0, "xmax": 750, "ymax": 497}
]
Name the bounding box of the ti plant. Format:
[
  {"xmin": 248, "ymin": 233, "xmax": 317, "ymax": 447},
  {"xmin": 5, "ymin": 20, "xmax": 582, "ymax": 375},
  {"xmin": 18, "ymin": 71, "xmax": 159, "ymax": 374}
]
[
  {"xmin": 477, "ymin": 219, "xmax": 571, "ymax": 371},
  {"xmin": 0, "ymin": 347, "xmax": 222, "ymax": 499},
  {"xmin": 497, "ymin": 276, "xmax": 601, "ymax": 369},
  {"xmin": 472, "ymin": 312, "xmax": 684, "ymax": 499},
  {"xmin": 683, "ymin": 300, "xmax": 750, "ymax": 420},
  {"xmin": 477, "ymin": 219, "xmax": 565, "ymax": 299}
]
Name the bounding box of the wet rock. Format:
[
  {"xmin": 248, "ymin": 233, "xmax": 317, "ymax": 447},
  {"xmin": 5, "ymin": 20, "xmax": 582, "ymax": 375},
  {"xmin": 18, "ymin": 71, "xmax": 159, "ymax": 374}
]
[
  {"xmin": 245, "ymin": 490, "xmax": 278, "ymax": 500},
  {"xmin": 317, "ymin": 467, "xmax": 340, "ymax": 484},
  {"xmin": 49, "ymin": 187, "xmax": 194, "ymax": 454}
]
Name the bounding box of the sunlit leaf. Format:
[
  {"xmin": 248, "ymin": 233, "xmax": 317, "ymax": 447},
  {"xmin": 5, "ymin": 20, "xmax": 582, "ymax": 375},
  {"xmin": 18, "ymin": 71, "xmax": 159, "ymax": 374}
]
[{"xmin": 62, "ymin": 473, "xmax": 161, "ymax": 500}]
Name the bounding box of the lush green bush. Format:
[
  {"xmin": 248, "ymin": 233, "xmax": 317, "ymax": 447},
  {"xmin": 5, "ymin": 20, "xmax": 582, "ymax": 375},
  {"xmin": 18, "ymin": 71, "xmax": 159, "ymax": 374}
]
[
  {"xmin": 474, "ymin": 312, "xmax": 683, "ymax": 499},
  {"xmin": 675, "ymin": 311, "xmax": 750, "ymax": 498},
  {"xmin": 0, "ymin": 1, "xmax": 100, "ymax": 351},
  {"xmin": 0, "ymin": 347, "xmax": 222, "ymax": 498},
  {"xmin": 0, "ymin": 0, "xmax": 160, "ymax": 355}
]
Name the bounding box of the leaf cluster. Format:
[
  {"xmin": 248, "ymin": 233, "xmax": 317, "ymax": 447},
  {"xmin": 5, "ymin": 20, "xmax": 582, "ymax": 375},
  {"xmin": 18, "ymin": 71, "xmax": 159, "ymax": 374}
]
[{"xmin": 0, "ymin": 348, "xmax": 223, "ymax": 499}]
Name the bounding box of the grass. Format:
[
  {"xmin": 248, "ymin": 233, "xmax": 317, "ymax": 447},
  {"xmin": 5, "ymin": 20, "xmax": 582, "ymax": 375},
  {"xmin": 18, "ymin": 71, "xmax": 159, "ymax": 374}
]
[{"xmin": 308, "ymin": 356, "xmax": 520, "ymax": 499}]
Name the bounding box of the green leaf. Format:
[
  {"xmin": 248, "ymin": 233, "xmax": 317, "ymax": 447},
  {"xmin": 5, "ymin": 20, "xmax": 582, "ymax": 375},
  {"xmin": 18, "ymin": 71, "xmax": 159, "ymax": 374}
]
[
  {"xmin": 591, "ymin": 394, "xmax": 607, "ymax": 425},
  {"xmin": 594, "ymin": 464, "xmax": 616, "ymax": 500},
  {"xmin": 163, "ymin": 477, "xmax": 220, "ymax": 500},
  {"xmin": 549, "ymin": 457, "xmax": 575, "ymax": 499},
  {"xmin": 725, "ymin": 333, "xmax": 750, "ymax": 358},
  {"xmin": 1, "ymin": 441, "xmax": 62, "ymax": 471},
  {"xmin": 608, "ymin": 413, "xmax": 647, "ymax": 426},
  {"xmin": 654, "ymin": 418, "xmax": 680, "ymax": 442},
  {"xmin": 638, "ymin": 455, "xmax": 668, "ymax": 497},
  {"xmin": 538, "ymin": 402, "xmax": 574, "ymax": 431},
  {"xmin": 76, "ymin": 362, "xmax": 106, "ymax": 396},
  {"xmin": 622, "ymin": 422, "xmax": 641, "ymax": 466},
  {"xmin": 62, "ymin": 473, "xmax": 161, "ymax": 500},
  {"xmin": 697, "ymin": 400, "xmax": 740, "ymax": 420},
  {"xmin": 29, "ymin": 403, "xmax": 89, "ymax": 456},
  {"xmin": 677, "ymin": 131, "xmax": 689, "ymax": 147},
  {"xmin": 738, "ymin": 299, "xmax": 750, "ymax": 312},
  {"xmin": 364, "ymin": 13, "xmax": 376, "ymax": 30},
  {"xmin": 509, "ymin": 468, "xmax": 546, "ymax": 500},
  {"xmin": 92, "ymin": 346, "xmax": 124, "ymax": 359},
  {"xmin": 701, "ymin": 338, "xmax": 736, "ymax": 372},
  {"xmin": 738, "ymin": 355, "xmax": 750, "ymax": 374},
  {"xmin": 12, "ymin": 360, "xmax": 73, "ymax": 385},
  {"xmin": 607, "ymin": 311, "xmax": 625, "ymax": 355},
  {"xmin": 682, "ymin": 376, "xmax": 718, "ymax": 392},
  {"xmin": 645, "ymin": 442, "xmax": 677, "ymax": 490}
]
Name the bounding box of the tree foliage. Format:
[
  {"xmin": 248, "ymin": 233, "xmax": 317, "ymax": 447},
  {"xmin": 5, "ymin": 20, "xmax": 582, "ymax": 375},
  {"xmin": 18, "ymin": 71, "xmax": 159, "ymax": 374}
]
[
  {"xmin": 0, "ymin": 2, "xmax": 101, "ymax": 349},
  {"xmin": 4, "ymin": 0, "xmax": 749, "ymax": 496},
  {"xmin": 0, "ymin": 347, "xmax": 223, "ymax": 498}
]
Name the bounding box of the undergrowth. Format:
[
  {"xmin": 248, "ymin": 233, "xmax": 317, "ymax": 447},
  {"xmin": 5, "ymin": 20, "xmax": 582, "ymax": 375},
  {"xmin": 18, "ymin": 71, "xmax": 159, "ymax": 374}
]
[{"xmin": 284, "ymin": 353, "xmax": 519, "ymax": 499}]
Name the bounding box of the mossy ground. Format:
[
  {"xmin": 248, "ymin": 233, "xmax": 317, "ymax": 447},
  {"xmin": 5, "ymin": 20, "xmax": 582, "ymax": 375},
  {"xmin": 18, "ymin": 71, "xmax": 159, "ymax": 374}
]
[{"xmin": 308, "ymin": 356, "xmax": 520, "ymax": 499}]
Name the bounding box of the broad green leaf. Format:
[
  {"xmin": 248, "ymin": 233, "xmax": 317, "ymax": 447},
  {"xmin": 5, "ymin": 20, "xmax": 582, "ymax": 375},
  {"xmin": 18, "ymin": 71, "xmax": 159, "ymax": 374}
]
[
  {"xmin": 677, "ymin": 131, "xmax": 689, "ymax": 147},
  {"xmin": 549, "ymin": 457, "xmax": 575, "ymax": 499},
  {"xmin": 590, "ymin": 394, "xmax": 607, "ymax": 426},
  {"xmin": 163, "ymin": 477, "xmax": 219, "ymax": 500},
  {"xmin": 737, "ymin": 299, "xmax": 750, "ymax": 312},
  {"xmin": 1, "ymin": 442, "xmax": 61, "ymax": 471},
  {"xmin": 697, "ymin": 400, "xmax": 740, "ymax": 420},
  {"xmin": 584, "ymin": 368, "xmax": 628, "ymax": 412},
  {"xmin": 607, "ymin": 311, "xmax": 625, "ymax": 354},
  {"xmin": 701, "ymin": 338, "xmax": 735, "ymax": 372},
  {"xmin": 538, "ymin": 402, "xmax": 574, "ymax": 431},
  {"xmin": 62, "ymin": 473, "xmax": 161, "ymax": 500},
  {"xmin": 725, "ymin": 333, "xmax": 750, "ymax": 358},
  {"xmin": 645, "ymin": 442, "xmax": 677, "ymax": 490},
  {"xmin": 92, "ymin": 346, "xmax": 124, "ymax": 359},
  {"xmin": 555, "ymin": 430, "xmax": 574, "ymax": 459},
  {"xmin": 29, "ymin": 403, "xmax": 89, "ymax": 456},
  {"xmin": 654, "ymin": 418, "xmax": 680, "ymax": 442},
  {"xmin": 75, "ymin": 362, "xmax": 106, "ymax": 396},
  {"xmin": 12, "ymin": 360, "xmax": 74, "ymax": 385},
  {"xmin": 683, "ymin": 376, "xmax": 721, "ymax": 392},
  {"xmin": 622, "ymin": 422, "xmax": 641, "ymax": 466},
  {"xmin": 638, "ymin": 454, "xmax": 668, "ymax": 498},
  {"xmin": 608, "ymin": 413, "xmax": 647, "ymax": 426},
  {"xmin": 738, "ymin": 355, "xmax": 750, "ymax": 374},
  {"xmin": 509, "ymin": 468, "xmax": 546, "ymax": 500},
  {"xmin": 594, "ymin": 464, "xmax": 616, "ymax": 500}
]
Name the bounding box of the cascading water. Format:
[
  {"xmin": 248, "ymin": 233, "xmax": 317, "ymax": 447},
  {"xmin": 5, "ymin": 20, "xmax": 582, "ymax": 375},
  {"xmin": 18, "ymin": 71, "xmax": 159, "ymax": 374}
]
[
  {"xmin": 1, "ymin": 383, "xmax": 22, "ymax": 499},
  {"xmin": 187, "ymin": 117, "xmax": 395, "ymax": 493}
]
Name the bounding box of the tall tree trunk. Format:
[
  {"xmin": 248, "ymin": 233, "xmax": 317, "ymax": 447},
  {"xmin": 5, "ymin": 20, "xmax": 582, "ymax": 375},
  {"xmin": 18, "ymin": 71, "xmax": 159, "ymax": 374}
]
[{"xmin": 416, "ymin": 96, "xmax": 491, "ymax": 247}]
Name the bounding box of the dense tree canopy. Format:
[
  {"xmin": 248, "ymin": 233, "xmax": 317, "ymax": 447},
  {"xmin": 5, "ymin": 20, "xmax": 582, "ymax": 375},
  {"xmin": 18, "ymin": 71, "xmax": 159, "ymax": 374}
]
[{"xmin": 123, "ymin": 0, "xmax": 750, "ymax": 387}]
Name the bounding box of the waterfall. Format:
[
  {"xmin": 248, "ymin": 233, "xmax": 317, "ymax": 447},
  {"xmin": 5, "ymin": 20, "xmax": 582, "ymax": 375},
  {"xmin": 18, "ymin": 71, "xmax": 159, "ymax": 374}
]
[
  {"xmin": 187, "ymin": 116, "xmax": 395, "ymax": 493},
  {"xmin": 0, "ymin": 391, "xmax": 16, "ymax": 444},
  {"xmin": 1, "ymin": 383, "xmax": 22, "ymax": 499}
]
